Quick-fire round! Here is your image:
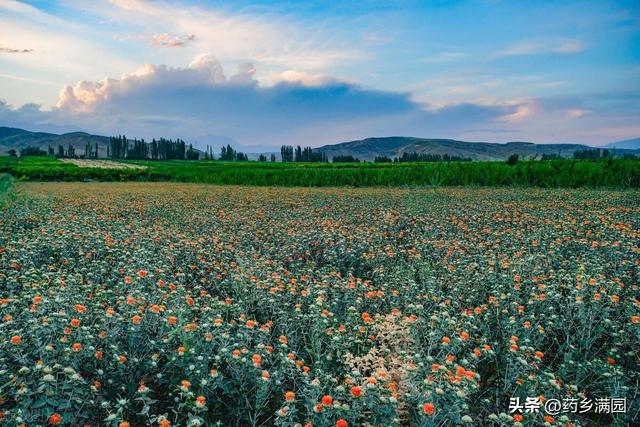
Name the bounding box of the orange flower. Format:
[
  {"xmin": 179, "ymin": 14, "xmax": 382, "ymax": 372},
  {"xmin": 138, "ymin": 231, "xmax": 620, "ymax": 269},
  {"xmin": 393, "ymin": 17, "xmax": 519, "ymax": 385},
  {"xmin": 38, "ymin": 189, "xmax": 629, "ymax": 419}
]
[
  {"xmin": 321, "ymin": 395, "xmax": 333, "ymax": 406},
  {"xmin": 423, "ymin": 402, "xmax": 435, "ymax": 415},
  {"xmin": 72, "ymin": 342, "xmax": 82, "ymax": 352},
  {"xmin": 441, "ymin": 336, "xmax": 451, "ymax": 344},
  {"xmin": 119, "ymin": 422, "xmax": 130, "ymax": 427},
  {"xmin": 95, "ymin": 350, "xmax": 103, "ymax": 360},
  {"xmin": 631, "ymin": 316, "xmax": 640, "ymax": 324},
  {"xmin": 350, "ymin": 386, "xmax": 362, "ymax": 397},
  {"xmin": 195, "ymin": 395, "xmax": 206, "ymax": 408},
  {"xmin": 252, "ymin": 354, "xmax": 262, "ymax": 367},
  {"xmin": 132, "ymin": 315, "xmax": 142, "ymax": 324},
  {"xmin": 159, "ymin": 419, "xmax": 171, "ymax": 427},
  {"xmin": 284, "ymin": 391, "xmax": 295, "ymax": 401},
  {"xmin": 543, "ymin": 415, "xmax": 555, "ymax": 423},
  {"xmin": 70, "ymin": 318, "xmax": 80, "ymax": 327},
  {"xmin": 460, "ymin": 331, "xmax": 470, "ymax": 341},
  {"xmin": 48, "ymin": 413, "xmax": 62, "ymax": 425},
  {"xmin": 336, "ymin": 420, "xmax": 348, "ymax": 427},
  {"xmin": 167, "ymin": 316, "xmax": 178, "ymax": 325},
  {"xmin": 10, "ymin": 335, "xmax": 21, "ymax": 345},
  {"xmin": 513, "ymin": 414, "xmax": 523, "ymax": 422},
  {"xmin": 74, "ymin": 304, "xmax": 86, "ymax": 312},
  {"xmin": 261, "ymin": 370, "xmax": 270, "ymax": 379},
  {"xmin": 119, "ymin": 355, "xmax": 127, "ymax": 364}
]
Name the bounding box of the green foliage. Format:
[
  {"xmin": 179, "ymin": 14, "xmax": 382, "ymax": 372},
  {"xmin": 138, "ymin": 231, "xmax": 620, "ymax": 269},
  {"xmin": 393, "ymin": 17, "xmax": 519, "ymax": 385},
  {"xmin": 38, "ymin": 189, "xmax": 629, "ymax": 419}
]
[
  {"xmin": 1, "ymin": 156, "xmax": 639, "ymax": 188},
  {"xmin": 332, "ymin": 155, "xmax": 360, "ymax": 163},
  {"xmin": 506, "ymin": 154, "xmax": 519, "ymax": 165},
  {"xmin": 394, "ymin": 152, "xmax": 471, "ymax": 162},
  {"xmin": 0, "ymin": 173, "xmax": 15, "ymax": 208},
  {"xmin": 19, "ymin": 146, "xmax": 49, "ymax": 157},
  {"xmin": 573, "ymin": 149, "xmax": 611, "ymax": 159}
]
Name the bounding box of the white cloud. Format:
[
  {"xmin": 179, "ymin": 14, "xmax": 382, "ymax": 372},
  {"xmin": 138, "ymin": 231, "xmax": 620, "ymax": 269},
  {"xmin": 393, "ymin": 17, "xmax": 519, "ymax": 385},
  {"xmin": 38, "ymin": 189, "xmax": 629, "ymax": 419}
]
[
  {"xmin": 81, "ymin": 0, "xmax": 364, "ymax": 71},
  {"xmin": 494, "ymin": 39, "xmax": 586, "ymax": 58},
  {"xmin": 1, "ymin": 55, "xmax": 518, "ymax": 148}
]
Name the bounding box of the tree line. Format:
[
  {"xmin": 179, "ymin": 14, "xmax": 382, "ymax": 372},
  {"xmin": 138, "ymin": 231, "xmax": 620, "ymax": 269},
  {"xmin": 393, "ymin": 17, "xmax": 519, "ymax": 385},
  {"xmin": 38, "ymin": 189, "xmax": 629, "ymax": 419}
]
[
  {"xmin": 374, "ymin": 152, "xmax": 472, "ymax": 163},
  {"xmin": 280, "ymin": 145, "xmax": 328, "ymax": 162},
  {"xmin": 10, "ymin": 142, "xmax": 636, "ymax": 163},
  {"xmin": 107, "ymin": 136, "xmax": 201, "ymax": 160}
]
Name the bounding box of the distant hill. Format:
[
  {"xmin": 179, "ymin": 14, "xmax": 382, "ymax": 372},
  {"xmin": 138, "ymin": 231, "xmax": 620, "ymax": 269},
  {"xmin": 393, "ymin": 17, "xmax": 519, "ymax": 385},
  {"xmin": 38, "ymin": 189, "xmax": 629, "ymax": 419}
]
[
  {"xmin": 3, "ymin": 126, "xmax": 639, "ymax": 161},
  {"xmin": 0, "ymin": 127, "xmax": 207, "ymax": 158},
  {"xmin": 314, "ymin": 136, "xmax": 640, "ymax": 161},
  {"xmin": 0, "ymin": 126, "xmax": 110, "ymax": 156},
  {"xmin": 603, "ymin": 138, "xmax": 640, "ymax": 150}
]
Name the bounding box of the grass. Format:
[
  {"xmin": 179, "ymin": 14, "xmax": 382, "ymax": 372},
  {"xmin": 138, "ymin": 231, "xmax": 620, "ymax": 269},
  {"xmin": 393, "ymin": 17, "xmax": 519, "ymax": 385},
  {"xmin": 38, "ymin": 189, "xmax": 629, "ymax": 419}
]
[{"xmin": 1, "ymin": 155, "xmax": 639, "ymax": 188}]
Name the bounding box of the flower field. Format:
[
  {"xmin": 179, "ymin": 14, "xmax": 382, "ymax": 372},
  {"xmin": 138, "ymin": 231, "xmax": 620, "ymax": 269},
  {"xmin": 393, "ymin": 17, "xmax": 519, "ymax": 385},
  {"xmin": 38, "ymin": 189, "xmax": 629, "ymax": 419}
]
[{"xmin": 0, "ymin": 182, "xmax": 638, "ymax": 426}]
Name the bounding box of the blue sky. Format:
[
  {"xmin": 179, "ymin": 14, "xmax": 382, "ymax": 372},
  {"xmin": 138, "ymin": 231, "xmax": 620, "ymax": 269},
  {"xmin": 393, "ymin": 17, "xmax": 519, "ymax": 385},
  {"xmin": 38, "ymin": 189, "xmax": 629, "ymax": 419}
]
[{"xmin": 0, "ymin": 0, "xmax": 638, "ymax": 149}]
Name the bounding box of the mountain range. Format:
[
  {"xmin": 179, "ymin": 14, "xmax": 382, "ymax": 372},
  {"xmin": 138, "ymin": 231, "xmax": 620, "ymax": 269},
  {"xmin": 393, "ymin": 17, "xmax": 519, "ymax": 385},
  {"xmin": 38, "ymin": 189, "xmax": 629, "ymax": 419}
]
[
  {"xmin": 1, "ymin": 126, "xmax": 639, "ymax": 161},
  {"xmin": 314, "ymin": 137, "xmax": 640, "ymax": 161},
  {"xmin": 603, "ymin": 138, "xmax": 640, "ymax": 150},
  {"xmin": 0, "ymin": 126, "xmax": 110, "ymax": 156}
]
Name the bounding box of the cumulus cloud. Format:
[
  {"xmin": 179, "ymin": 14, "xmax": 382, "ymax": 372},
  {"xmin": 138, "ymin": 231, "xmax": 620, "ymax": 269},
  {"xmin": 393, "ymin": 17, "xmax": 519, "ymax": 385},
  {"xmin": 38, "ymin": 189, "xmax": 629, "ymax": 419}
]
[{"xmin": 2, "ymin": 54, "xmax": 522, "ymax": 148}]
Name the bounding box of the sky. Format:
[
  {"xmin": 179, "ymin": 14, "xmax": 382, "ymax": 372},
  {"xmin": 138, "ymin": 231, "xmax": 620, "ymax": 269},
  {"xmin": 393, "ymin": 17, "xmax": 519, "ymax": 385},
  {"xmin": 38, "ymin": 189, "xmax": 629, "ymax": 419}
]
[{"xmin": 0, "ymin": 0, "xmax": 639, "ymax": 150}]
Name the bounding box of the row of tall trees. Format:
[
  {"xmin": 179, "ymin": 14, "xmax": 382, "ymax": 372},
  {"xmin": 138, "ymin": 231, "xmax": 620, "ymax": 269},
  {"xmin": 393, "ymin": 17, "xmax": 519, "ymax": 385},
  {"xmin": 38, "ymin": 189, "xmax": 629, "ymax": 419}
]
[
  {"xmin": 219, "ymin": 144, "xmax": 248, "ymax": 161},
  {"xmin": 15, "ymin": 144, "xmax": 91, "ymax": 158},
  {"xmin": 108, "ymin": 136, "xmax": 198, "ymax": 160},
  {"xmin": 258, "ymin": 154, "xmax": 277, "ymax": 162},
  {"xmin": 280, "ymin": 145, "xmax": 328, "ymax": 162},
  {"xmin": 53, "ymin": 145, "xmax": 76, "ymax": 158}
]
